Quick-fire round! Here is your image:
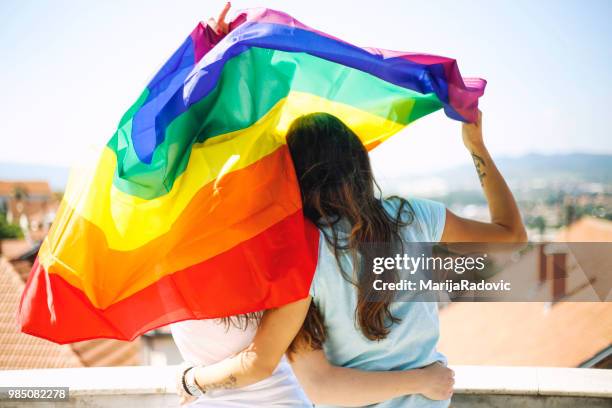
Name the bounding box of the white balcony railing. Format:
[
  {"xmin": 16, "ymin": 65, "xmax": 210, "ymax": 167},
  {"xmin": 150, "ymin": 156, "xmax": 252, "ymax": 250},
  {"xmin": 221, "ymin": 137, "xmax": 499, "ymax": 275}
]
[{"xmin": 0, "ymin": 365, "xmax": 611, "ymax": 407}]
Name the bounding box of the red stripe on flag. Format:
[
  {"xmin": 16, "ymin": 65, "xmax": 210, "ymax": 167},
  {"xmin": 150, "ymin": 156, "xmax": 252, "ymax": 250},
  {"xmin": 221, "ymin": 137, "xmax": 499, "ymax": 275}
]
[{"xmin": 17, "ymin": 211, "xmax": 319, "ymax": 344}]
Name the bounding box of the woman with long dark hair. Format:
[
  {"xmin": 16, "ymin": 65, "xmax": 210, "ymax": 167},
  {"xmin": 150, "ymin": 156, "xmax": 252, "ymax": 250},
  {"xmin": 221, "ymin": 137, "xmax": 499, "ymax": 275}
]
[{"xmin": 286, "ymin": 111, "xmax": 526, "ymax": 407}]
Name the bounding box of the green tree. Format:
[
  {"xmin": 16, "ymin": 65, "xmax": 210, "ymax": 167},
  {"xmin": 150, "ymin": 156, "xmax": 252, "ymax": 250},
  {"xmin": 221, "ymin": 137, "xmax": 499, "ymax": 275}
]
[
  {"xmin": 0, "ymin": 213, "xmax": 24, "ymax": 239},
  {"xmin": 532, "ymin": 216, "xmax": 546, "ymax": 236}
]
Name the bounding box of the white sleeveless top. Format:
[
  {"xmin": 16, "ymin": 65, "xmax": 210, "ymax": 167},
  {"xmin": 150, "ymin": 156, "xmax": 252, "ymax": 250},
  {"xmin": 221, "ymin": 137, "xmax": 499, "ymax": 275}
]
[{"xmin": 170, "ymin": 319, "xmax": 311, "ymax": 407}]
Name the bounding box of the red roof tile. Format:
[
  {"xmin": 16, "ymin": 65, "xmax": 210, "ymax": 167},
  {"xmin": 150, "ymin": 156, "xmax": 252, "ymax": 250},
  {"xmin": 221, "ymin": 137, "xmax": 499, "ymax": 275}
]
[
  {"xmin": 556, "ymin": 216, "xmax": 612, "ymax": 242},
  {"xmin": 439, "ymin": 301, "xmax": 612, "ymax": 367},
  {"xmin": 0, "ymin": 257, "xmax": 84, "ymax": 369},
  {"xmin": 0, "ymin": 181, "xmax": 52, "ymax": 197},
  {"xmin": 0, "ymin": 256, "xmax": 142, "ymax": 369},
  {"xmin": 438, "ymin": 217, "xmax": 612, "ymax": 367}
]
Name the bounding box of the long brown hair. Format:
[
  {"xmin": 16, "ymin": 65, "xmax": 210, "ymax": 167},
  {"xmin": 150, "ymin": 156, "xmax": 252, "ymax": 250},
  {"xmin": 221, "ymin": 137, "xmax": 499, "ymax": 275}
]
[
  {"xmin": 285, "ymin": 112, "xmax": 413, "ymax": 353},
  {"xmin": 219, "ymin": 312, "xmax": 262, "ymax": 332}
]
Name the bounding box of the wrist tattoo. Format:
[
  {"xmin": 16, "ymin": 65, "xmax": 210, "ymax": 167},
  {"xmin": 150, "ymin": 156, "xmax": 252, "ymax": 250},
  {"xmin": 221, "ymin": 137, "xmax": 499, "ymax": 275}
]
[
  {"xmin": 471, "ymin": 153, "xmax": 487, "ymax": 186},
  {"xmin": 199, "ymin": 374, "xmax": 238, "ymax": 392}
]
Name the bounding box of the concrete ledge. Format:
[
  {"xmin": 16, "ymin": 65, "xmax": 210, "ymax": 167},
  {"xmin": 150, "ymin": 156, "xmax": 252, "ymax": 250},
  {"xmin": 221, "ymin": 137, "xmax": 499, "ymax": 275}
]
[
  {"xmin": 452, "ymin": 365, "xmax": 612, "ymax": 398},
  {"xmin": 0, "ymin": 365, "xmax": 610, "ymax": 407},
  {"xmin": 450, "ymin": 394, "xmax": 612, "ymax": 408},
  {"xmin": 0, "ymin": 366, "xmax": 176, "ymax": 396}
]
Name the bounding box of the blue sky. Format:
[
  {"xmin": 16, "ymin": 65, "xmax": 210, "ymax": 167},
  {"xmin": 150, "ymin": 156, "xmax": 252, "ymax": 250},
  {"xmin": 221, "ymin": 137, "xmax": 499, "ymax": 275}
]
[{"xmin": 0, "ymin": 0, "xmax": 610, "ymax": 177}]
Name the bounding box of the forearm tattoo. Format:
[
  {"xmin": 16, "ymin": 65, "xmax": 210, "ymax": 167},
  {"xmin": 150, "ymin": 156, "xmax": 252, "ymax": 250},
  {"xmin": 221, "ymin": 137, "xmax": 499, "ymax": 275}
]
[
  {"xmin": 471, "ymin": 153, "xmax": 487, "ymax": 186},
  {"xmin": 200, "ymin": 374, "xmax": 238, "ymax": 392}
]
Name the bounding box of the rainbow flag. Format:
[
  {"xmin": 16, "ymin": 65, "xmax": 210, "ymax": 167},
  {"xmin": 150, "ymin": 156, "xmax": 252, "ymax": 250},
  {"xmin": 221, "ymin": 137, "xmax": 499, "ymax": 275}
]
[{"xmin": 18, "ymin": 8, "xmax": 485, "ymax": 344}]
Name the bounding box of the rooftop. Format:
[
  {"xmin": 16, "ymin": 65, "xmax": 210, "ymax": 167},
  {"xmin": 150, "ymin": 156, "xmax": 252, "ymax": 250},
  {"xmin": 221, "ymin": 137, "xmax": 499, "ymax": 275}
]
[
  {"xmin": 438, "ymin": 217, "xmax": 612, "ymax": 367},
  {"xmin": 556, "ymin": 216, "xmax": 612, "ymax": 242},
  {"xmin": 0, "ymin": 180, "xmax": 52, "ymax": 197},
  {"xmin": 0, "ymin": 256, "xmax": 142, "ymax": 370},
  {"xmin": 439, "ymin": 302, "xmax": 612, "ymax": 367}
]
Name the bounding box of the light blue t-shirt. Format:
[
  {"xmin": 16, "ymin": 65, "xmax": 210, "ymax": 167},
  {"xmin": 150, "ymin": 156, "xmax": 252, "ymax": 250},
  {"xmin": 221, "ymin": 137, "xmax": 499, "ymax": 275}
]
[{"xmin": 309, "ymin": 197, "xmax": 450, "ymax": 408}]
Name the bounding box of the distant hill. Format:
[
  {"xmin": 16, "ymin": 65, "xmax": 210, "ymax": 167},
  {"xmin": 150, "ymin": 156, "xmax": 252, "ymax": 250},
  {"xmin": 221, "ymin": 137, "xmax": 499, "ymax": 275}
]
[
  {"xmin": 0, "ymin": 162, "xmax": 70, "ymax": 191},
  {"xmin": 378, "ymin": 153, "xmax": 612, "ymax": 201},
  {"xmin": 1, "ymin": 153, "xmax": 610, "ymax": 194},
  {"xmin": 437, "ymin": 153, "xmax": 612, "ymax": 190}
]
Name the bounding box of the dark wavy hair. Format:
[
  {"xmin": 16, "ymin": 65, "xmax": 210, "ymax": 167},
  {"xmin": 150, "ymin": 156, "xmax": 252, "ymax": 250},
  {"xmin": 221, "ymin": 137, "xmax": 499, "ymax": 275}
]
[{"xmin": 285, "ymin": 112, "xmax": 413, "ymax": 353}]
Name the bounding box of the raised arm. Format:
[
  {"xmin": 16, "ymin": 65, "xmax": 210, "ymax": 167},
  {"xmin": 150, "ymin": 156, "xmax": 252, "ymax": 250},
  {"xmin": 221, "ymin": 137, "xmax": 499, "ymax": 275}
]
[
  {"xmin": 441, "ymin": 110, "xmax": 527, "ymax": 243},
  {"xmin": 176, "ymin": 296, "xmax": 310, "ymax": 404},
  {"xmin": 175, "ymin": 3, "xmax": 307, "ymax": 403},
  {"xmin": 289, "ymin": 315, "xmax": 454, "ymax": 406},
  {"xmin": 208, "ymin": 2, "xmax": 231, "ymax": 35}
]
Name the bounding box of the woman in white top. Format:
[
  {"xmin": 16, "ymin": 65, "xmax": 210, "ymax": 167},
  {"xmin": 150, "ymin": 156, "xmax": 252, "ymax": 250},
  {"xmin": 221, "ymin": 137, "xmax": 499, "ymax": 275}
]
[
  {"xmin": 171, "ymin": 313, "xmax": 311, "ymax": 407},
  {"xmin": 173, "ymin": 4, "xmax": 525, "ymax": 407}
]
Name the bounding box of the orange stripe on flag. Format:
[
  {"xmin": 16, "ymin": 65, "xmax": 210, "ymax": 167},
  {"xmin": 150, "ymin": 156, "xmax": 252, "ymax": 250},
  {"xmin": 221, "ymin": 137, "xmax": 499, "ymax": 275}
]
[{"xmin": 40, "ymin": 146, "xmax": 302, "ymax": 308}]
